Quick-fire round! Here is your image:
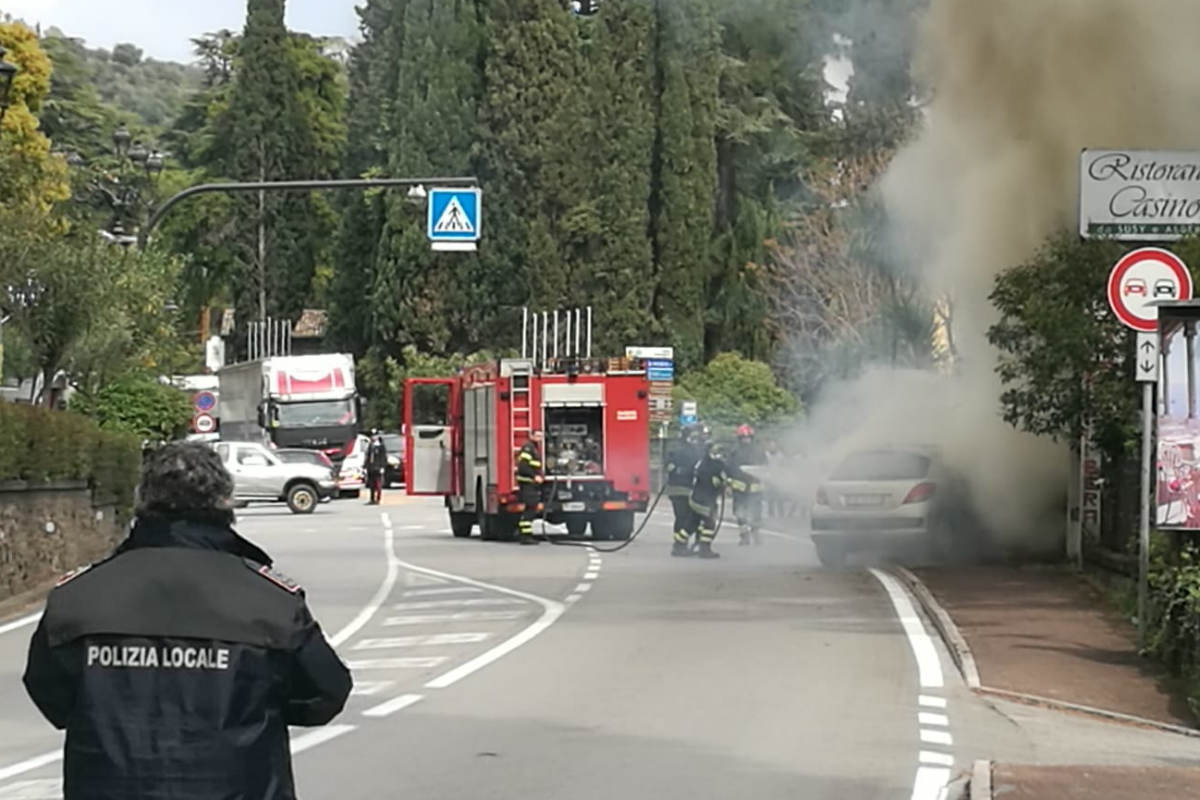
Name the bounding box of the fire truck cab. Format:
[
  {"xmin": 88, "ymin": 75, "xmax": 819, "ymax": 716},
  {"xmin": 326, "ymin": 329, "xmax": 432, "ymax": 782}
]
[{"xmin": 404, "ymin": 355, "xmax": 652, "ymax": 541}]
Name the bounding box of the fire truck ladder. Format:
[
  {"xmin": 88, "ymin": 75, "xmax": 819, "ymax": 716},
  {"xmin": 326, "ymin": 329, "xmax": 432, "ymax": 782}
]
[{"xmin": 509, "ymin": 360, "xmax": 533, "ymax": 458}]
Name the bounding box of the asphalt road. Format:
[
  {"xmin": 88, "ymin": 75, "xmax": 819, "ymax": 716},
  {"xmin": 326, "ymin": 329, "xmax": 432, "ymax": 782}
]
[{"xmin": 0, "ymin": 493, "xmax": 1197, "ymax": 799}]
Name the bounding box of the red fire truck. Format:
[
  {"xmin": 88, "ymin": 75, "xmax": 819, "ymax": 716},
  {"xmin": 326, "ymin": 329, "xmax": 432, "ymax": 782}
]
[{"xmin": 403, "ymin": 352, "xmax": 653, "ymax": 541}]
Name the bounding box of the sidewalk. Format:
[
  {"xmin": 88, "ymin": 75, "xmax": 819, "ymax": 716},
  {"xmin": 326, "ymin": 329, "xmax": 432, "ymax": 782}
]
[
  {"xmin": 989, "ymin": 764, "xmax": 1200, "ymax": 799},
  {"xmin": 914, "ymin": 566, "xmax": 1194, "ymax": 728},
  {"xmin": 910, "ymin": 566, "xmax": 1200, "ymax": 800}
]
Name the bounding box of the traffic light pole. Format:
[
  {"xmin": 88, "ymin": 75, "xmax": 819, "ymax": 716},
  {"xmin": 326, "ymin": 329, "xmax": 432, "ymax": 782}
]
[{"xmin": 137, "ymin": 176, "xmax": 479, "ymax": 250}]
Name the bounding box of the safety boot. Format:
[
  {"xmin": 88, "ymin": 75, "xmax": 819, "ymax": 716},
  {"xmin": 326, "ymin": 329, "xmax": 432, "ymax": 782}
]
[
  {"xmin": 671, "ymin": 541, "xmax": 692, "ymax": 557},
  {"xmin": 696, "ymin": 541, "xmax": 721, "ymax": 559}
]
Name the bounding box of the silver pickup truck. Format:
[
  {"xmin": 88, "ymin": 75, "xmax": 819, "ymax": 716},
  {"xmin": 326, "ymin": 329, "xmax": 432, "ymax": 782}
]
[{"xmin": 212, "ymin": 441, "xmax": 338, "ymax": 514}]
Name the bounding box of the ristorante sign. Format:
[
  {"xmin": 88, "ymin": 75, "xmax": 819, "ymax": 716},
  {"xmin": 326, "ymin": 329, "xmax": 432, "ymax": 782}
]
[{"xmin": 1080, "ymin": 149, "xmax": 1200, "ymax": 241}]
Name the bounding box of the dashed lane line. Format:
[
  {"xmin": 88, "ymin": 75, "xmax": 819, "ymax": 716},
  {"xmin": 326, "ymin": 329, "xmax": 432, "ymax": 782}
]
[
  {"xmin": 345, "ymin": 656, "xmax": 448, "ymax": 671},
  {"xmin": 290, "ymin": 724, "xmax": 357, "ymax": 754}
]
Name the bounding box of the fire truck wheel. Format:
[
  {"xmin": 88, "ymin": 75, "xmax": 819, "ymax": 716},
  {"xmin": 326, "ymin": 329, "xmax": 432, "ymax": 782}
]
[
  {"xmin": 449, "ymin": 511, "xmax": 475, "ymax": 538},
  {"xmin": 566, "ymin": 517, "xmax": 588, "ymax": 539},
  {"xmin": 607, "ymin": 511, "xmax": 634, "ymax": 541}
]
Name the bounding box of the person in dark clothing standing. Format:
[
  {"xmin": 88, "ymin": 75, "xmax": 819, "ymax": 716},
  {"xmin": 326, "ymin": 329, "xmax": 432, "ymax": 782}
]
[
  {"xmin": 516, "ymin": 430, "xmax": 545, "ymax": 545},
  {"xmin": 666, "ymin": 424, "xmax": 704, "ymax": 557},
  {"xmin": 685, "ymin": 441, "xmax": 732, "ymax": 559},
  {"xmin": 23, "ymin": 442, "xmax": 352, "ymax": 800},
  {"xmin": 365, "ymin": 430, "xmax": 388, "ymax": 505}
]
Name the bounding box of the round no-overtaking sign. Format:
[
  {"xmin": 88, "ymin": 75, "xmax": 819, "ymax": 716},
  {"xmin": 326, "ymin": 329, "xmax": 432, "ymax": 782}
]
[{"xmin": 1107, "ymin": 247, "xmax": 1193, "ymax": 332}]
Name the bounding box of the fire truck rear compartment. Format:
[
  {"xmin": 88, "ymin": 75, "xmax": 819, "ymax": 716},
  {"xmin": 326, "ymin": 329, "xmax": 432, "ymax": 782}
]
[{"xmin": 545, "ymin": 406, "xmax": 604, "ymax": 477}]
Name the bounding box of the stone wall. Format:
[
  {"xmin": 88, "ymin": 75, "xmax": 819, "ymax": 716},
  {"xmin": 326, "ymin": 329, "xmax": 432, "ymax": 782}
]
[{"xmin": 0, "ymin": 481, "xmax": 126, "ymax": 601}]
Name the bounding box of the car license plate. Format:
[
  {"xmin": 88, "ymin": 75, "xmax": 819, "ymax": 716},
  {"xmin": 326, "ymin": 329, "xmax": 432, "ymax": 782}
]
[
  {"xmin": 845, "ymin": 495, "xmax": 885, "ymax": 507},
  {"xmin": 562, "ymin": 501, "xmax": 586, "ymax": 512}
]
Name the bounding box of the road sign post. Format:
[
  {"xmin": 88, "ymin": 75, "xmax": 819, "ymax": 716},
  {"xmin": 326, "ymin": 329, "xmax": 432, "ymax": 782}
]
[{"xmin": 1107, "ymin": 247, "xmax": 1194, "ymax": 647}]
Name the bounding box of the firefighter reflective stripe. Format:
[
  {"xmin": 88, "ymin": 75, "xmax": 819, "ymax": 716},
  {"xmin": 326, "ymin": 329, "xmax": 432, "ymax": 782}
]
[
  {"xmin": 518, "ymin": 519, "xmax": 534, "ymax": 536},
  {"xmin": 688, "ymin": 498, "xmax": 712, "ymax": 516},
  {"xmin": 674, "ymin": 528, "xmax": 690, "ymax": 543},
  {"xmin": 516, "ymin": 475, "xmax": 536, "ymax": 484},
  {"xmin": 728, "ymin": 477, "xmax": 749, "ymax": 492},
  {"xmin": 666, "ymin": 484, "xmax": 691, "ymax": 497},
  {"xmin": 698, "ymin": 525, "xmax": 716, "ymax": 543}
]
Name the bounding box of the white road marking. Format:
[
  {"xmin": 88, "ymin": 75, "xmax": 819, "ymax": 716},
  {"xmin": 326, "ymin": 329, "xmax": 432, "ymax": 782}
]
[
  {"xmin": 0, "ymin": 613, "xmax": 41, "ymax": 637},
  {"xmin": 919, "ymin": 729, "xmax": 953, "ymax": 746},
  {"xmin": 868, "ymin": 568, "xmax": 944, "ymax": 689},
  {"xmin": 565, "ymin": 594, "xmax": 583, "ymax": 604},
  {"xmin": 918, "ymin": 695, "xmax": 947, "ymax": 708},
  {"xmin": 392, "ymin": 598, "xmax": 526, "ymax": 610},
  {"xmin": 573, "ymin": 583, "xmax": 592, "ymax": 593},
  {"xmin": 290, "ymin": 724, "xmax": 356, "ymax": 754},
  {"xmin": 583, "ymin": 571, "xmax": 599, "ymax": 581},
  {"xmin": 384, "ymin": 610, "xmax": 526, "ymax": 626},
  {"xmin": 328, "ymin": 519, "xmax": 399, "ymax": 648},
  {"xmin": 0, "ymin": 778, "xmax": 60, "ymax": 799},
  {"xmin": 918, "ymin": 751, "xmax": 954, "ymax": 767},
  {"xmin": 350, "ymin": 681, "xmax": 394, "ymax": 696},
  {"xmin": 405, "ymin": 574, "xmax": 449, "ymax": 586},
  {"xmin": 347, "ymin": 656, "xmax": 447, "ymax": 670},
  {"xmin": 390, "ymin": 559, "xmax": 565, "ymax": 691},
  {"xmin": 911, "ymin": 767, "xmax": 952, "ymax": 800},
  {"xmin": 0, "ymin": 754, "xmax": 60, "ymax": 783},
  {"xmin": 918, "ymin": 712, "xmax": 949, "ymax": 727},
  {"xmin": 361, "ymin": 693, "xmax": 423, "ymax": 718},
  {"xmin": 354, "ymin": 633, "xmax": 490, "ymax": 650},
  {"xmin": 403, "ymin": 587, "xmax": 484, "ymax": 597}
]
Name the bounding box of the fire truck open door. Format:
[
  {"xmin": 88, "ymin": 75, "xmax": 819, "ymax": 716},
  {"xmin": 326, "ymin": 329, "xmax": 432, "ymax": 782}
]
[{"xmin": 404, "ymin": 378, "xmax": 456, "ymax": 495}]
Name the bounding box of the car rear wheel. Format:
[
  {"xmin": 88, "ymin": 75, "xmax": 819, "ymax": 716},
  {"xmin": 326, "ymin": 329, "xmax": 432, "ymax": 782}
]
[
  {"xmin": 814, "ymin": 537, "xmax": 847, "ymax": 568},
  {"xmin": 287, "ymin": 483, "xmax": 319, "ymax": 514}
]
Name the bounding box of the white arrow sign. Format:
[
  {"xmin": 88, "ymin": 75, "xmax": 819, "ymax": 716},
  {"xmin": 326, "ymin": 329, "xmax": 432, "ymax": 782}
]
[{"xmin": 1136, "ymin": 332, "xmax": 1159, "ymax": 383}]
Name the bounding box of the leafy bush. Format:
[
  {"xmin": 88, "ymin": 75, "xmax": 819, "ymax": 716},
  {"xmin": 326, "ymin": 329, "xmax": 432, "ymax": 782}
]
[
  {"xmin": 0, "ymin": 404, "xmax": 140, "ymax": 508},
  {"xmin": 1146, "ymin": 557, "xmax": 1200, "ymax": 719},
  {"xmin": 71, "ymin": 375, "xmax": 192, "ymax": 441},
  {"xmin": 675, "ymin": 352, "xmax": 801, "ymax": 428}
]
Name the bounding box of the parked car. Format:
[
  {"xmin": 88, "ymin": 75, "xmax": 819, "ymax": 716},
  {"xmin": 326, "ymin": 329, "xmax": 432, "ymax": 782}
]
[
  {"xmin": 212, "ymin": 441, "xmax": 338, "ymax": 514},
  {"xmin": 381, "ymin": 432, "xmax": 405, "ymax": 487},
  {"xmin": 808, "ymin": 445, "xmax": 975, "ymax": 567},
  {"xmin": 336, "ymin": 434, "xmax": 370, "ymax": 498},
  {"xmin": 275, "ymin": 448, "xmax": 337, "ymax": 472}
]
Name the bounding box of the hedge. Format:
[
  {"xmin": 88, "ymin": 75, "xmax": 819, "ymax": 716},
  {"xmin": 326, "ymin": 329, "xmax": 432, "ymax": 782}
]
[
  {"xmin": 1146, "ymin": 558, "xmax": 1200, "ymax": 721},
  {"xmin": 0, "ymin": 404, "xmax": 141, "ymax": 509}
]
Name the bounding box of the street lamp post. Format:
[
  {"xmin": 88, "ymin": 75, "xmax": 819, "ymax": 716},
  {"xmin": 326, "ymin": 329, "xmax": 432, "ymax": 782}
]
[{"xmin": 0, "ymin": 45, "xmax": 18, "ymax": 128}]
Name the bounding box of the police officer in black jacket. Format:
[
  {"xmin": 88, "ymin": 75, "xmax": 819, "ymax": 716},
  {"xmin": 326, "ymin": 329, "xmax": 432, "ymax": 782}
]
[{"xmin": 23, "ymin": 442, "xmax": 352, "ymax": 800}]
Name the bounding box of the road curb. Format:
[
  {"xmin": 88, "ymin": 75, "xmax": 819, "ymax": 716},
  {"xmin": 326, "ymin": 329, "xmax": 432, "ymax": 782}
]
[
  {"xmin": 978, "ymin": 686, "xmax": 1200, "ymax": 739},
  {"xmin": 890, "ymin": 567, "xmax": 1200, "ymax": 739},
  {"xmin": 890, "ymin": 566, "xmax": 981, "ymax": 688},
  {"xmin": 969, "ymin": 760, "xmax": 991, "ymax": 800}
]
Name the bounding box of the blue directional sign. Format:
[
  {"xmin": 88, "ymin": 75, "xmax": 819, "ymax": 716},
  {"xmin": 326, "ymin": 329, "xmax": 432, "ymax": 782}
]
[
  {"xmin": 646, "ymin": 358, "xmax": 674, "ymax": 382},
  {"xmin": 427, "ymin": 187, "xmax": 482, "ymax": 251}
]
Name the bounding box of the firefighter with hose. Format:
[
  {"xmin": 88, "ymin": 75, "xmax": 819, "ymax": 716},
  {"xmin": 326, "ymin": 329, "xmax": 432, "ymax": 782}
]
[
  {"xmin": 516, "ymin": 430, "xmax": 545, "ymax": 546},
  {"xmin": 729, "ymin": 424, "xmax": 766, "ymax": 546},
  {"xmin": 684, "ymin": 439, "xmax": 731, "ymax": 559},
  {"xmin": 667, "ymin": 423, "xmax": 705, "ymax": 557}
]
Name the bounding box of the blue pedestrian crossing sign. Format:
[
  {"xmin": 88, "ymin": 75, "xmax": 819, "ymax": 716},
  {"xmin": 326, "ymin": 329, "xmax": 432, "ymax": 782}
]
[{"xmin": 427, "ymin": 187, "xmax": 482, "ymax": 251}]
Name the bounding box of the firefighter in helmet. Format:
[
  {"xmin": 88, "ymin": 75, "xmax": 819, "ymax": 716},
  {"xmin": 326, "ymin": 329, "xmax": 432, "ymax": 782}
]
[
  {"xmin": 666, "ymin": 423, "xmax": 705, "ymax": 557},
  {"xmin": 516, "ymin": 430, "xmax": 545, "ymax": 546},
  {"xmin": 685, "ymin": 440, "xmax": 731, "ymax": 559},
  {"xmin": 729, "ymin": 424, "xmax": 766, "ymax": 545}
]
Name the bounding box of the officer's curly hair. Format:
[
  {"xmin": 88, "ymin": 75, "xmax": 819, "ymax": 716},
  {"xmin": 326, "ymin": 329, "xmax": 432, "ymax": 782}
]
[{"xmin": 137, "ymin": 442, "xmax": 235, "ymax": 522}]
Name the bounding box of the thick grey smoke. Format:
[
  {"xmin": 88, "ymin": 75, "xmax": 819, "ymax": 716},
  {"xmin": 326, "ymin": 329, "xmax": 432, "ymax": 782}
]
[{"xmin": 794, "ymin": 1, "xmax": 1200, "ymax": 551}]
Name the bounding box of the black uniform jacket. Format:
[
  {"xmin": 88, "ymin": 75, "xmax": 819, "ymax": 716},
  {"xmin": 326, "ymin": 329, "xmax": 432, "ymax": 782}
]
[
  {"xmin": 665, "ymin": 441, "xmax": 703, "ymax": 496},
  {"xmin": 23, "ymin": 512, "xmax": 353, "ymax": 800}
]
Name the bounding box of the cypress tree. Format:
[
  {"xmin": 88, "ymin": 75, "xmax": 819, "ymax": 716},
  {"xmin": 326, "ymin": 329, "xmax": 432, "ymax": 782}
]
[
  {"xmin": 371, "ymin": 0, "xmax": 485, "ymax": 355},
  {"xmin": 210, "ymin": 0, "xmax": 336, "ymax": 343},
  {"xmin": 570, "ymin": 0, "xmax": 657, "ymax": 353},
  {"xmin": 649, "ymin": 0, "xmax": 719, "ymax": 368},
  {"xmin": 328, "ymin": 0, "xmax": 397, "ymax": 355}
]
